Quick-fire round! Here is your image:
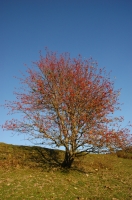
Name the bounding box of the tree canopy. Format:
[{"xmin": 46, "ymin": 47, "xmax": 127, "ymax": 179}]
[{"xmin": 2, "ymin": 50, "xmax": 132, "ymax": 167}]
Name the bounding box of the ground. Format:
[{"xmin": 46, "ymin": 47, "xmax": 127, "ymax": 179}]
[{"xmin": 0, "ymin": 143, "xmax": 132, "ymax": 200}]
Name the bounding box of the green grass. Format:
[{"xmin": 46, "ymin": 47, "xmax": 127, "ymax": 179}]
[{"xmin": 0, "ymin": 143, "xmax": 132, "ymax": 200}]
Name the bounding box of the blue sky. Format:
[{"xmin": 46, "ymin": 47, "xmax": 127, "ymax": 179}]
[{"xmin": 0, "ymin": 0, "xmax": 132, "ymax": 146}]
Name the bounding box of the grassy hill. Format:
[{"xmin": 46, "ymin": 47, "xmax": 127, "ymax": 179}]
[{"xmin": 0, "ymin": 143, "xmax": 132, "ymax": 200}]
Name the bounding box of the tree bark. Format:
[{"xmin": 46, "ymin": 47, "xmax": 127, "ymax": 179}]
[{"xmin": 61, "ymin": 151, "xmax": 74, "ymax": 168}]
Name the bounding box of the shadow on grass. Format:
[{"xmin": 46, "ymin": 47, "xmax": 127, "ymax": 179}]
[
  {"xmin": 25, "ymin": 146, "xmax": 62, "ymax": 170},
  {"xmin": 36, "ymin": 147, "xmax": 61, "ymax": 165},
  {"xmin": 60, "ymin": 167, "xmax": 87, "ymax": 174},
  {"xmin": 26, "ymin": 147, "xmax": 87, "ymax": 173},
  {"xmin": 0, "ymin": 143, "xmax": 91, "ymax": 173}
]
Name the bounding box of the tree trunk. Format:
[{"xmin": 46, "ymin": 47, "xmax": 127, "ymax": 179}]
[{"xmin": 61, "ymin": 151, "xmax": 74, "ymax": 168}]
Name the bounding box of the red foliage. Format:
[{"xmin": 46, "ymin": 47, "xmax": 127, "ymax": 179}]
[{"xmin": 2, "ymin": 50, "xmax": 132, "ymax": 167}]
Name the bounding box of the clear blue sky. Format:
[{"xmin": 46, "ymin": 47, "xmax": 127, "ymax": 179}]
[{"xmin": 0, "ymin": 0, "xmax": 132, "ymax": 146}]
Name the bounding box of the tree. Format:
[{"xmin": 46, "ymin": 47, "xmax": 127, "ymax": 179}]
[{"xmin": 2, "ymin": 50, "xmax": 132, "ymax": 168}]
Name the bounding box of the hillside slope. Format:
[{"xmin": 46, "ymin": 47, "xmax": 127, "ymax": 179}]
[{"xmin": 0, "ymin": 143, "xmax": 132, "ymax": 199}]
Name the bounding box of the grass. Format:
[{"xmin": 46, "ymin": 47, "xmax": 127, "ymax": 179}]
[
  {"xmin": 116, "ymin": 147, "xmax": 132, "ymax": 160},
  {"xmin": 0, "ymin": 143, "xmax": 132, "ymax": 200}
]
